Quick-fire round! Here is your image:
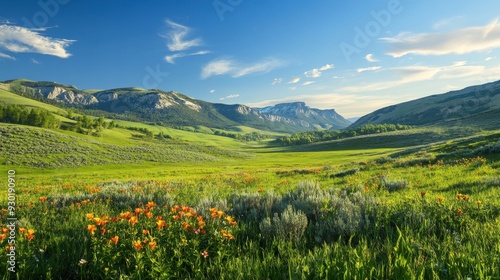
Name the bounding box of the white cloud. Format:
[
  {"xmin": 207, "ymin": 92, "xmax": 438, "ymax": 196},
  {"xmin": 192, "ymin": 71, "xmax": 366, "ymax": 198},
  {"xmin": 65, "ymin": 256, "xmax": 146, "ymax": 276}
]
[
  {"xmin": 164, "ymin": 20, "xmax": 202, "ymax": 52},
  {"xmin": 304, "ymin": 63, "xmax": 335, "ymax": 78},
  {"xmin": 357, "ymin": 66, "xmax": 382, "ymax": 73},
  {"xmin": 201, "ymin": 57, "xmax": 285, "ymax": 79},
  {"xmin": 288, "ymin": 86, "xmax": 297, "ymax": 91},
  {"xmin": 31, "ymin": 58, "xmax": 39, "ymax": 64},
  {"xmin": 382, "ymin": 18, "xmax": 500, "ymax": 57},
  {"xmin": 302, "ymin": 81, "xmax": 315, "ymax": 86},
  {"xmin": 304, "ymin": 68, "xmax": 321, "ymax": 78},
  {"xmin": 272, "ymin": 78, "xmax": 283, "ymax": 85},
  {"xmin": 0, "ymin": 52, "xmax": 15, "ymax": 60},
  {"xmin": 288, "ymin": 77, "xmax": 300, "ymax": 84},
  {"xmin": 201, "ymin": 59, "xmax": 235, "ymax": 79},
  {"xmin": 165, "ymin": 50, "xmax": 210, "ymax": 64},
  {"xmin": 0, "ymin": 24, "xmax": 74, "ymax": 58},
  {"xmin": 339, "ymin": 61, "xmax": 490, "ymax": 93},
  {"xmin": 319, "ymin": 64, "xmax": 334, "ymax": 71},
  {"xmin": 210, "ymin": 89, "xmax": 216, "ymax": 93},
  {"xmin": 365, "ymin": 53, "xmax": 378, "ymax": 62},
  {"xmin": 220, "ymin": 94, "xmax": 240, "ymax": 101},
  {"xmin": 485, "ymin": 56, "xmax": 495, "ymax": 61}
]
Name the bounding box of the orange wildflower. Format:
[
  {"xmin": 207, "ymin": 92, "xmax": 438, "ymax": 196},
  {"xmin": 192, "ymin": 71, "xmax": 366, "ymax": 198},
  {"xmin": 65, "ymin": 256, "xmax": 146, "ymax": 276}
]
[
  {"xmin": 39, "ymin": 197, "xmax": 47, "ymax": 202},
  {"xmin": 148, "ymin": 241, "xmax": 157, "ymax": 251},
  {"xmin": 129, "ymin": 216, "xmax": 138, "ymax": 227},
  {"xmin": 173, "ymin": 215, "xmax": 180, "ymax": 221},
  {"xmin": 85, "ymin": 213, "xmax": 94, "ymax": 220},
  {"xmin": 110, "ymin": 236, "xmax": 119, "ymax": 245},
  {"xmin": 420, "ymin": 192, "xmax": 426, "ymax": 198},
  {"xmin": 477, "ymin": 200, "xmax": 482, "ymax": 206},
  {"xmin": 156, "ymin": 219, "xmax": 166, "ymax": 230},
  {"xmin": 26, "ymin": 229, "xmax": 35, "ymax": 241},
  {"xmin": 1, "ymin": 228, "xmax": 8, "ymax": 233},
  {"xmin": 171, "ymin": 205, "xmax": 180, "ymax": 213},
  {"xmin": 142, "ymin": 229, "xmax": 149, "ymax": 235},
  {"xmin": 19, "ymin": 228, "xmax": 26, "ymax": 234},
  {"xmin": 134, "ymin": 208, "xmax": 143, "ymax": 215},
  {"xmin": 456, "ymin": 193, "xmax": 463, "ymax": 200},
  {"xmin": 201, "ymin": 251, "xmax": 209, "ymax": 258},
  {"xmin": 87, "ymin": 225, "xmax": 97, "ymax": 235},
  {"xmin": 181, "ymin": 221, "xmax": 190, "ymax": 230},
  {"xmin": 437, "ymin": 197, "xmax": 444, "ymax": 203},
  {"xmin": 120, "ymin": 211, "xmax": 132, "ymax": 219},
  {"xmin": 100, "ymin": 228, "xmax": 107, "ymax": 235},
  {"xmin": 217, "ymin": 210, "xmax": 224, "ymax": 218},
  {"xmin": 146, "ymin": 201, "xmax": 156, "ymax": 209},
  {"xmin": 146, "ymin": 212, "xmax": 153, "ymax": 219},
  {"xmin": 457, "ymin": 208, "xmax": 463, "ymax": 215},
  {"xmin": 132, "ymin": 240, "xmax": 143, "ymax": 250},
  {"xmin": 0, "ymin": 234, "xmax": 6, "ymax": 241}
]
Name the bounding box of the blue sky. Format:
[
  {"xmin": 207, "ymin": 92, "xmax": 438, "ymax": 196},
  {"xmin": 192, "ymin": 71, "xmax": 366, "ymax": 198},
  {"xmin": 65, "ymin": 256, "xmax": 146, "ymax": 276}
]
[{"xmin": 1, "ymin": 0, "xmax": 500, "ymax": 118}]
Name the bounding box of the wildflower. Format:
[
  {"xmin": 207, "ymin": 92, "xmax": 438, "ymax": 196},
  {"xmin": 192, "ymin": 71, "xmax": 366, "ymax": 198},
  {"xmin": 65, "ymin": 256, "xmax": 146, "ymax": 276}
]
[
  {"xmin": 477, "ymin": 200, "xmax": 482, "ymax": 206},
  {"xmin": 198, "ymin": 219, "xmax": 206, "ymax": 229},
  {"xmin": 132, "ymin": 240, "xmax": 143, "ymax": 250},
  {"xmin": 79, "ymin": 259, "xmax": 88, "ymax": 265},
  {"xmin": 173, "ymin": 215, "xmax": 180, "ymax": 221},
  {"xmin": 456, "ymin": 193, "xmax": 463, "ymax": 200},
  {"xmin": 26, "ymin": 230, "xmax": 35, "ymax": 241},
  {"xmin": 87, "ymin": 225, "xmax": 97, "ymax": 235},
  {"xmin": 110, "ymin": 236, "xmax": 119, "ymax": 245},
  {"xmin": 0, "ymin": 234, "xmax": 6, "ymax": 241},
  {"xmin": 1, "ymin": 228, "xmax": 8, "ymax": 233},
  {"xmin": 39, "ymin": 197, "xmax": 47, "ymax": 202},
  {"xmin": 120, "ymin": 211, "xmax": 132, "ymax": 219},
  {"xmin": 85, "ymin": 213, "xmax": 94, "ymax": 220},
  {"xmin": 457, "ymin": 208, "xmax": 463, "ymax": 215},
  {"xmin": 156, "ymin": 220, "xmax": 166, "ymax": 230},
  {"xmin": 201, "ymin": 251, "xmax": 209, "ymax": 258},
  {"xmin": 129, "ymin": 216, "xmax": 138, "ymax": 227},
  {"xmin": 171, "ymin": 205, "xmax": 180, "ymax": 213},
  {"xmin": 146, "ymin": 212, "xmax": 153, "ymax": 219},
  {"xmin": 462, "ymin": 195, "xmax": 468, "ymax": 201},
  {"xmin": 217, "ymin": 210, "xmax": 224, "ymax": 218},
  {"xmin": 146, "ymin": 201, "xmax": 156, "ymax": 209},
  {"xmin": 134, "ymin": 208, "xmax": 143, "ymax": 215},
  {"xmin": 142, "ymin": 229, "xmax": 149, "ymax": 235},
  {"xmin": 148, "ymin": 241, "xmax": 157, "ymax": 251},
  {"xmin": 19, "ymin": 228, "xmax": 26, "ymax": 234},
  {"xmin": 181, "ymin": 222, "xmax": 190, "ymax": 230},
  {"xmin": 437, "ymin": 197, "xmax": 444, "ymax": 203},
  {"xmin": 258, "ymin": 187, "xmax": 263, "ymax": 192},
  {"xmin": 420, "ymin": 192, "xmax": 426, "ymax": 198}
]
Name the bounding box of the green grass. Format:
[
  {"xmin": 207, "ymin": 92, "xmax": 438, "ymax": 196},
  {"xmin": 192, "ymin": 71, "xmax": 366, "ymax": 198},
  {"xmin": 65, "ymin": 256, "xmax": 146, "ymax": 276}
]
[{"xmin": 1, "ymin": 89, "xmax": 500, "ymax": 278}]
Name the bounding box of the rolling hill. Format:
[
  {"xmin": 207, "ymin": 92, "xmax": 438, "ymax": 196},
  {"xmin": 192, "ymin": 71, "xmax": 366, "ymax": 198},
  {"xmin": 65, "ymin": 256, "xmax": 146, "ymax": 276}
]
[{"xmin": 351, "ymin": 80, "xmax": 500, "ymax": 129}]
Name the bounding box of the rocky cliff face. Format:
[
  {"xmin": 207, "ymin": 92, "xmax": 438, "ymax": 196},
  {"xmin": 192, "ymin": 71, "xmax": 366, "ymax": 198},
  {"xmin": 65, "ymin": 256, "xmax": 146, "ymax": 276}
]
[{"xmin": 36, "ymin": 86, "xmax": 98, "ymax": 105}]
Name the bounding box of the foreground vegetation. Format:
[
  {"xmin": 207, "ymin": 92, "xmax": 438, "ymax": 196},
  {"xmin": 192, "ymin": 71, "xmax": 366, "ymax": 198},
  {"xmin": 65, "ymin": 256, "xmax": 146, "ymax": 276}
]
[{"xmin": 1, "ymin": 126, "xmax": 500, "ymax": 279}]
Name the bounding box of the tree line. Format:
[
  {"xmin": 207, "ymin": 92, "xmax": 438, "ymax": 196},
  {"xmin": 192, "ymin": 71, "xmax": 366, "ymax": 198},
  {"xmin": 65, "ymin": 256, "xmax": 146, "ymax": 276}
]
[
  {"xmin": 276, "ymin": 123, "xmax": 413, "ymax": 146},
  {"xmin": 0, "ymin": 104, "xmax": 60, "ymax": 129}
]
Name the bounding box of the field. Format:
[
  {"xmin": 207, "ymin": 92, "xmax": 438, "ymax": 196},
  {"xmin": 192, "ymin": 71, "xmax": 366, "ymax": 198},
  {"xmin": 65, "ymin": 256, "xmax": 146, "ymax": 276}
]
[{"xmin": 1, "ymin": 118, "xmax": 500, "ymax": 279}]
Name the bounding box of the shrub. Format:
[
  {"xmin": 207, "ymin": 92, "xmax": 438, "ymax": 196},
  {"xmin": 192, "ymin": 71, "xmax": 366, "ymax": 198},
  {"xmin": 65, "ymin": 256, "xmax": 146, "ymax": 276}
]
[
  {"xmin": 379, "ymin": 175, "xmax": 410, "ymax": 192},
  {"xmin": 259, "ymin": 205, "xmax": 308, "ymax": 243}
]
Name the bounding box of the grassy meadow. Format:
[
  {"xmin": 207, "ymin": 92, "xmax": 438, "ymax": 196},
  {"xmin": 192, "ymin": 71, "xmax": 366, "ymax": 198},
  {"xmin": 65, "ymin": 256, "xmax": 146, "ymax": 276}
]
[{"xmin": 1, "ymin": 113, "xmax": 500, "ymax": 279}]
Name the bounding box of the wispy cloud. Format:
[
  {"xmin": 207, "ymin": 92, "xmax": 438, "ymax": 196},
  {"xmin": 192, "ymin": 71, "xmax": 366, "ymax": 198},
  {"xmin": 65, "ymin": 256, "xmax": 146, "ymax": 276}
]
[
  {"xmin": 304, "ymin": 63, "xmax": 335, "ymax": 78},
  {"xmin": 365, "ymin": 53, "xmax": 378, "ymax": 62},
  {"xmin": 485, "ymin": 56, "xmax": 495, "ymax": 61},
  {"xmin": 165, "ymin": 50, "xmax": 210, "ymax": 64},
  {"xmin": 382, "ymin": 18, "xmax": 500, "ymax": 57},
  {"xmin": 357, "ymin": 66, "xmax": 382, "ymax": 73},
  {"xmin": 339, "ymin": 61, "xmax": 488, "ymax": 93},
  {"xmin": 219, "ymin": 94, "xmax": 240, "ymax": 101},
  {"xmin": 272, "ymin": 78, "xmax": 283, "ymax": 85},
  {"xmin": 288, "ymin": 77, "xmax": 300, "ymax": 84},
  {"xmin": 210, "ymin": 89, "xmax": 216, "ymax": 93},
  {"xmin": 0, "ymin": 24, "xmax": 74, "ymax": 58},
  {"xmin": 31, "ymin": 58, "xmax": 39, "ymax": 64},
  {"xmin": 302, "ymin": 81, "xmax": 315, "ymax": 86},
  {"xmin": 0, "ymin": 52, "xmax": 15, "ymax": 60},
  {"xmin": 164, "ymin": 20, "xmax": 202, "ymax": 52},
  {"xmin": 201, "ymin": 57, "xmax": 285, "ymax": 79}
]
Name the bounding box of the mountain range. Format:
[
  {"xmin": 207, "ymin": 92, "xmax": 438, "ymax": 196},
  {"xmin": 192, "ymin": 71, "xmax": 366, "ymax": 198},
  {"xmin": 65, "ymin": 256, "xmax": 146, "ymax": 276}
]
[{"xmin": 1, "ymin": 79, "xmax": 350, "ymax": 133}]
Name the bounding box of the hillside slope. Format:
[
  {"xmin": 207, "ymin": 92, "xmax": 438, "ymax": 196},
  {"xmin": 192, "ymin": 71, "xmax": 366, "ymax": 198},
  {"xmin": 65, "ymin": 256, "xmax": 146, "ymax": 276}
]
[{"xmin": 352, "ymin": 80, "xmax": 500, "ymax": 128}]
